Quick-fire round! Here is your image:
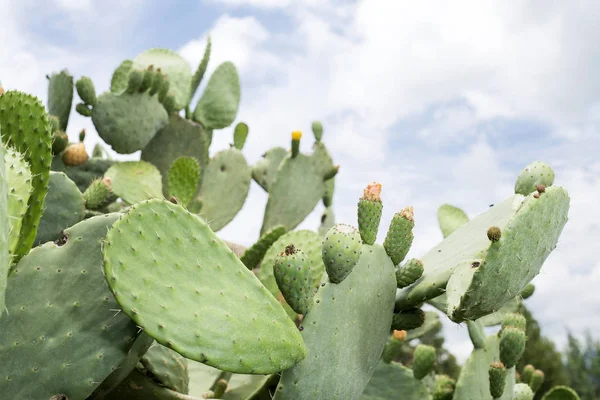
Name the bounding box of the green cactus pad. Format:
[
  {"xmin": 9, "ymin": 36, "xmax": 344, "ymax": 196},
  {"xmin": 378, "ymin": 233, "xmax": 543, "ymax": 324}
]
[
  {"xmin": 257, "ymin": 229, "xmax": 325, "ymax": 307},
  {"xmin": 133, "ymin": 48, "xmax": 192, "ymax": 111},
  {"xmin": 168, "ymin": 156, "xmax": 200, "ymax": 206},
  {"xmin": 140, "ymin": 343, "xmax": 190, "ymax": 394},
  {"xmin": 104, "ymin": 161, "xmax": 164, "ymax": 204},
  {"xmin": 406, "ymin": 311, "xmax": 442, "ymax": 341},
  {"xmin": 83, "ymin": 178, "xmax": 115, "ymax": 210},
  {"xmin": 437, "ymin": 204, "xmax": 469, "ymax": 238},
  {"xmin": 51, "ymin": 156, "xmax": 116, "ymax": 192},
  {"xmin": 4, "ymin": 147, "xmax": 32, "ymax": 259},
  {"xmin": 319, "ymin": 206, "xmax": 335, "ymax": 237},
  {"xmin": 541, "ymin": 385, "xmax": 580, "ymax": 400},
  {"xmin": 412, "ymin": 344, "xmax": 436, "ymax": 380},
  {"xmin": 513, "ymin": 383, "xmax": 535, "ymax": 400},
  {"xmin": 446, "ymin": 186, "xmax": 569, "ymax": 321},
  {"xmin": 396, "ymin": 258, "xmax": 424, "ymax": 288},
  {"xmin": 92, "ymin": 91, "xmax": 168, "ymax": 154},
  {"xmin": 0, "ymin": 214, "xmax": 147, "ymax": 399},
  {"xmin": 499, "ymin": 327, "xmax": 526, "ymax": 368},
  {"xmin": 76, "ymin": 76, "xmax": 97, "ymax": 106},
  {"xmin": 322, "ymin": 223, "xmax": 363, "ymax": 284},
  {"xmin": 383, "ymin": 206, "xmax": 415, "ymax": 265},
  {"xmin": 34, "ymin": 171, "xmax": 85, "ymax": 245},
  {"xmin": 274, "ymin": 245, "xmax": 314, "ymax": 315},
  {"xmin": 359, "ymin": 361, "xmax": 429, "ymax": 400},
  {"xmin": 233, "ymin": 122, "xmax": 249, "ymax": 150},
  {"xmin": 467, "ymin": 319, "xmax": 487, "ymax": 349},
  {"xmin": 141, "ymin": 114, "xmax": 208, "ymax": 197},
  {"xmin": 47, "ymin": 69, "xmax": 74, "ymax": 131},
  {"xmin": 252, "ymin": 146, "xmax": 287, "ymax": 192},
  {"xmin": 240, "ymin": 225, "xmax": 287, "ymax": 270},
  {"xmin": 391, "ymin": 308, "xmax": 425, "ymax": 331},
  {"xmin": 193, "ymin": 62, "xmax": 241, "ymax": 129},
  {"xmin": 514, "ymin": 161, "xmax": 555, "ymax": 195},
  {"xmin": 195, "ymin": 148, "xmax": 251, "ymax": 231},
  {"xmin": 453, "ymin": 334, "xmax": 515, "ymax": 400},
  {"xmin": 190, "ymin": 36, "xmax": 211, "ymax": 101},
  {"xmin": 260, "ymin": 153, "xmax": 326, "ymax": 235},
  {"xmin": 0, "ymin": 144, "xmax": 8, "ymax": 315},
  {"xmin": 489, "ymin": 362, "xmax": 507, "ymax": 398},
  {"xmin": 273, "ymin": 244, "xmax": 397, "ymax": 400},
  {"xmin": 102, "ymin": 199, "xmax": 306, "ymax": 373},
  {"xmin": 110, "ymin": 59, "xmax": 134, "ymax": 94},
  {"xmin": 0, "ymin": 90, "xmax": 53, "ymax": 261}
]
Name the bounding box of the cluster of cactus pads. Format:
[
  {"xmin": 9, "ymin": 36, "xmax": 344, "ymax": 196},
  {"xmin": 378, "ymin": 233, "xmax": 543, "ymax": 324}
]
[{"xmin": 0, "ymin": 39, "xmax": 580, "ymax": 400}]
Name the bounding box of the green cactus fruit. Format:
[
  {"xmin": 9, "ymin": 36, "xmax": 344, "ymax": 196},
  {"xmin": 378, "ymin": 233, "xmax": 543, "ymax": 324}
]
[
  {"xmin": 0, "ymin": 143, "xmax": 8, "ymax": 316},
  {"xmin": 190, "ymin": 36, "xmax": 211, "ymax": 102},
  {"xmin": 111, "ymin": 59, "xmax": 134, "ymax": 93},
  {"xmin": 0, "ymin": 214, "xmax": 150, "ymax": 399},
  {"xmin": 541, "ymin": 385, "xmax": 580, "ymax": 400},
  {"xmin": 139, "ymin": 343, "xmax": 190, "ymax": 394},
  {"xmin": 391, "ymin": 308, "xmax": 425, "ymax": 331},
  {"xmin": 0, "ymin": 90, "xmax": 53, "ymax": 262},
  {"xmin": 396, "ymin": 258, "xmax": 424, "ymax": 288},
  {"xmin": 34, "ymin": 171, "xmax": 85, "ymax": 245},
  {"xmin": 134, "ymin": 48, "xmax": 192, "ymax": 111},
  {"xmin": 92, "ymin": 90, "xmax": 168, "ymax": 154},
  {"xmin": 83, "ymin": 177, "xmax": 115, "ymax": 210},
  {"xmin": 358, "ymin": 182, "xmax": 383, "ymax": 245},
  {"xmin": 158, "ymin": 78, "xmax": 171, "ymax": 103},
  {"xmin": 513, "ymin": 383, "xmax": 534, "ymax": 400},
  {"xmin": 127, "ymin": 68, "xmax": 144, "ymax": 94},
  {"xmin": 4, "ymin": 147, "xmax": 32, "ymax": 260},
  {"xmin": 489, "ymin": 362, "xmax": 507, "ymax": 398},
  {"xmin": 274, "ymin": 245, "xmax": 314, "ymax": 315},
  {"xmin": 318, "ymin": 206, "xmax": 335, "ymax": 237},
  {"xmin": 501, "ymin": 313, "xmax": 527, "ymax": 332},
  {"xmin": 168, "ymin": 156, "xmax": 201, "ymax": 207},
  {"xmin": 48, "ymin": 114, "xmax": 60, "ymax": 133},
  {"xmin": 251, "ymin": 146, "xmax": 287, "ymax": 192},
  {"xmin": 195, "ymin": 147, "xmax": 251, "ymax": 231},
  {"xmin": 361, "ymin": 361, "xmax": 430, "ymax": 400},
  {"xmin": 499, "ymin": 326, "xmax": 526, "ymax": 368},
  {"xmin": 76, "ymin": 76, "xmax": 97, "ymax": 106},
  {"xmin": 521, "ymin": 283, "xmax": 535, "ymax": 299},
  {"xmin": 322, "ymin": 223, "xmax": 363, "ymax": 284},
  {"xmin": 149, "ymin": 69, "xmax": 164, "ymax": 96},
  {"xmin": 432, "ymin": 375, "xmax": 456, "ymax": 400},
  {"xmin": 514, "ymin": 161, "xmax": 555, "ymax": 195},
  {"xmin": 139, "ymin": 65, "xmax": 155, "ymax": 93},
  {"xmin": 522, "ymin": 364, "xmax": 535, "ymax": 385},
  {"xmin": 323, "ymin": 175, "xmax": 335, "ymax": 207},
  {"xmin": 274, "ymin": 243, "xmax": 397, "ymax": 400},
  {"xmin": 413, "ymin": 344, "xmax": 436, "ymax": 380},
  {"xmin": 437, "ymin": 203, "xmax": 469, "ymax": 238},
  {"xmin": 311, "ymin": 121, "xmax": 323, "ymax": 142},
  {"xmin": 233, "ymin": 122, "xmax": 249, "ymax": 150},
  {"xmin": 104, "ymin": 161, "xmax": 164, "ymax": 204},
  {"xmin": 530, "ymin": 369, "xmax": 544, "ymax": 392},
  {"xmin": 383, "ymin": 206, "xmax": 415, "ymax": 265},
  {"xmin": 102, "ymin": 199, "xmax": 306, "ymax": 373},
  {"xmin": 141, "ymin": 114, "xmax": 208, "ymax": 198},
  {"xmin": 51, "ymin": 156, "xmax": 115, "ymax": 192},
  {"xmin": 467, "ymin": 319, "xmax": 487, "ymax": 349},
  {"xmin": 240, "ymin": 225, "xmax": 287, "ymax": 270},
  {"xmin": 47, "ymin": 69, "xmax": 73, "ymax": 131},
  {"xmin": 52, "ymin": 130, "xmax": 69, "ymax": 154},
  {"xmin": 161, "ymin": 93, "xmax": 177, "ymax": 114},
  {"xmin": 193, "ymin": 62, "xmax": 241, "ymax": 129},
  {"xmin": 381, "ymin": 330, "xmax": 406, "ymax": 363},
  {"xmin": 260, "ymin": 152, "xmax": 326, "ymax": 235}
]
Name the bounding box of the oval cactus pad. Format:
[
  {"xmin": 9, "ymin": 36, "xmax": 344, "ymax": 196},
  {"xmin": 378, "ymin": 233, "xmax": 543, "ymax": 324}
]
[{"xmin": 102, "ymin": 199, "xmax": 306, "ymax": 374}]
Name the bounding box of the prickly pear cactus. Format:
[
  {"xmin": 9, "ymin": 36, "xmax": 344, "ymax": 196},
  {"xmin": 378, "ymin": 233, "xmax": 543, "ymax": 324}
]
[{"xmin": 0, "ymin": 143, "xmax": 8, "ymax": 315}]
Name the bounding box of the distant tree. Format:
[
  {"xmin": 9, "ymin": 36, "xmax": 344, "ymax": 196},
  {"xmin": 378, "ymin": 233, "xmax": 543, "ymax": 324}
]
[
  {"xmin": 564, "ymin": 331, "xmax": 600, "ymax": 400},
  {"xmin": 517, "ymin": 304, "xmax": 569, "ymax": 399}
]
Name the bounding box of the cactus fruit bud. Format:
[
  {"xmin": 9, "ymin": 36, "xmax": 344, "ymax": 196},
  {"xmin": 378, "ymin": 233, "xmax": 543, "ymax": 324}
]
[
  {"xmin": 433, "ymin": 375, "xmax": 455, "ymax": 400},
  {"xmin": 83, "ymin": 177, "xmax": 114, "ymax": 210},
  {"xmin": 536, "ymin": 184, "xmax": 546, "ymax": 193},
  {"xmin": 521, "ymin": 283, "xmax": 535, "ymax": 299},
  {"xmin": 62, "ymin": 142, "xmax": 89, "ymax": 166},
  {"xmin": 514, "ymin": 160, "xmax": 555, "ymax": 195},
  {"xmin": 213, "ymin": 378, "xmax": 228, "ymax": 398},
  {"xmin": 489, "ymin": 362, "xmax": 507, "ymax": 398},
  {"xmin": 291, "ymin": 130, "xmax": 301, "ymax": 158},
  {"xmin": 499, "ymin": 326, "xmax": 527, "ymax": 368},
  {"xmin": 522, "ymin": 364, "xmax": 535, "ymax": 384},
  {"xmin": 383, "ymin": 206, "xmax": 415, "ymax": 265},
  {"xmin": 395, "ymin": 258, "xmax": 424, "ymax": 288},
  {"xmin": 381, "ymin": 330, "xmax": 406, "ymax": 363},
  {"xmin": 149, "ymin": 70, "xmax": 164, "ymax": 96},
  {"xmin": 233, "ymin": 122, "xmax": 249, "ymax": 150},
  {"xmin": 413, "ymin": 344, "xmax": 436, "ymax": 380},
  {"xmin": 140, "ymin": 65, "xmax": 155, "ymax": 92},
  {"xmin": 162, "ymin": 94, "xmax": 176, "ymax": 114},
  {"xmin": 273, "ymin": 245, "xmax": 314, "ymax": 314},
  {"xmin": 487, "ymin": 226, "xmax": 501, "ymax": 242},
  {"xmin": 75, "ymin": 103, "xmax": 93, "ymax": 117},
  {"xmin": 311, "ymin": 121, "xmax": 323, "ymax": 142},
  {"xmin": 357, "ymin": 182, "xmax": 383, "ymax": 245},
  {"xmin": 158, "ymin": 78, "xmax": 170, "ymax": 103},
  {"xmin": 48, "ymin": 114, "xmax": 60, "ymax": 133},
  {"xmin": 51, "ymin": 130, "xmax": 69, "ymax": 155},
  {"xmin": 322, "ymin": 224, "xmax": 362, "ymax": 283},
  {"xmin": 530, "ymin": 369, "xmax": 544, "ymax": 392},
  {"xmin": 75, "ymin": 76, "xmax": 97, "ymax": 106},
  {"xmin": 127, "ymin": 68, "xmax": 144, "ymax": 93},
  {"xmin": 391, "ymin": 308, "xmax": 425, "ymax": 331},
  {"xmin": 512, "ymin": 383, "xmax": 534, "ymax": 400},
  {"xmin": 501, "ymin": 313, "xmax": 527, "ymax": 332}
]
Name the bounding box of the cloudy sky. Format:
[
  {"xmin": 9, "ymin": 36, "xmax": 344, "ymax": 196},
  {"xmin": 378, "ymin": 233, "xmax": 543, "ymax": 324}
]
[{"xmin": 2, "ymin": 0, "xmax": 598, "ymax": 362}]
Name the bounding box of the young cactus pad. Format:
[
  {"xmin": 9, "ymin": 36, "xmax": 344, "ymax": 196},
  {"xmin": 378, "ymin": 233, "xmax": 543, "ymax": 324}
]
[
  {"xmin": 101, "ymin": 199, "xmax": 306, "ymax": 374},
  {"xmin": 437, "ymin": 204, "xmax": 469, "ymax": 238},
  {"xmin": 514, "ymin": 161, "xmax": 555, "ymax": 195},
  {"xmin": 104, "ymin": 161, "xmax": 164, "ymax": 204},
  {"xmin": 251, "ymin": 146, "xmax": 288, "ymax": 192}
]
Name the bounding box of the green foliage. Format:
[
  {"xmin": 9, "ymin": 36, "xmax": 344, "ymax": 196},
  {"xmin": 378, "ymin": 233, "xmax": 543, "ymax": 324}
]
[{"xmin": 563, "ymin": 332, "xmax": 600, "ymax": 400}]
